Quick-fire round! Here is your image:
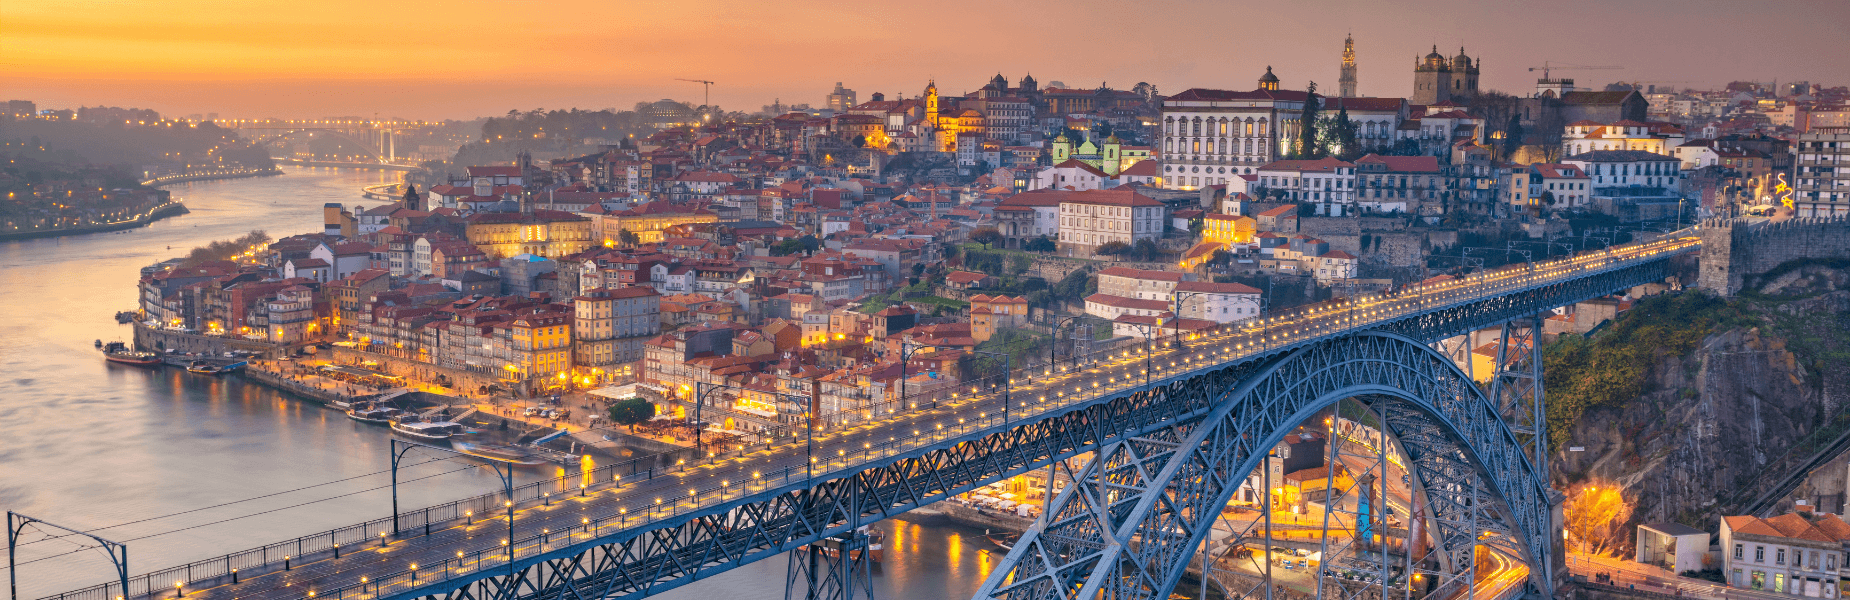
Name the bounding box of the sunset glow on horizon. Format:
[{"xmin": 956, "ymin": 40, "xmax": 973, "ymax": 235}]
[{"xmin": 5, "ymin": 0, "xmax": 1847, "ymax": 119}]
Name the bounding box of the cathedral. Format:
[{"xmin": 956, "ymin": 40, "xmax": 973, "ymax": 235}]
[{"xmin": 1411, "ymin": 46, "xmax": 1480, "ymax": 105}]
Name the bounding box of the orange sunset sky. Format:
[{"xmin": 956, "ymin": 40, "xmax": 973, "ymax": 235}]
[{"xmin": 4, "ymin": 0, "xmax": 1847, "ymax": 120}]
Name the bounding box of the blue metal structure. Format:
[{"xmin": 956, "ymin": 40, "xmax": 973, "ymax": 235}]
[
  {"xmin": 971, "ymin": 332, "xmax": 1550, "ymax": 600},
  {"xmin": 27, "ymin": 235, "xmax": 1698, "ymax": 600}
]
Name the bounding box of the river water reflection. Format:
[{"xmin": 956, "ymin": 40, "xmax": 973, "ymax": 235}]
[{"xmin": 0, "ymin": 167, "xmax": 992, "ymax": 600}]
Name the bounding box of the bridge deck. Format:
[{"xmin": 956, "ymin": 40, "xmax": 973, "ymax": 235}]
[{"xmin": 57, "ymin": 234, "xmax": 1700, "ymax": 600}]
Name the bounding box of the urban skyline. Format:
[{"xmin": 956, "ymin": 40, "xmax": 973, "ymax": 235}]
[{"xmin": 4, "ymin": 0, "xmax": 1847, "ymax": 119}]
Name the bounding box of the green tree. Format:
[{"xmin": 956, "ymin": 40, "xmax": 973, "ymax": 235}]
[
  {"xmin": 1007, "ymin": 254, "xmax": 1032, "ymax": 275},
  {"xmin": 1024, "ymin": 236, "xmax": 1057, "ymax": 252},
  {"xmin": 852, "ymin": 135, "xmax": 867, "ymax": 148},
  {"xmin": 1298, "ymin": 82, "xmax": 1323, "ymax": 159},
  {"xmin": 1131, "ymin": 239, "xmax": 1160, "ymax": 261},
  {"xmin": 970, "ymin": 227, "xmax": 1005, "ymax": 250},
  {"xmin": 607, "ymin": 398, "xmax": 656, "ymax": 432},
  {"xmin": 1053, "ymin": 269, "xmax": 1093, "ymax": 301},
  {"xmin": 1502, "ymin": 113, "xmax": 1526, "ymax": 161},
  {"xmin": 1095, "ymin": 240, "xmax": 1131, "ymax": 256},
  {"xmin": 617, "ymin": 229, "xmax": 640, "ymax": 247}
]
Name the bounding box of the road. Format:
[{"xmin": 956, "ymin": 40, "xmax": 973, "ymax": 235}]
[{"xmin": 69, "ymin": 233, "xmax": 1701, "ymax": 600}]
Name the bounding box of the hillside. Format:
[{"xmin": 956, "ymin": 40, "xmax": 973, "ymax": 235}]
[{"xmin": 1547, "ymin": 261, "xmax": 1850, "ymax": 555}]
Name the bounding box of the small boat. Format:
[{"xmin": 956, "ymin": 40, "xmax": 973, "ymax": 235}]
[
  {"xmin": 346, "ymin": 405, "xmax": 401, "ymax": 424},
  {"xmin": 392, "ymin": 420, "xmax": 465, "ymax": 440},
  {"xmin": 452, "ymin": 441, "xmax": 547, "ymax": 465},
  {"xmin": 984, "ymin": 529, "xmax": 1019, "ymax": 553},
  {"xmin": 863, "ymin": 527, "xmax": 884, "ymax": 563},
  {"xmin": 186, "ymin": 360, "xmax": 221, "ymax": 374},
  {"xmin": 101, "ymin": 342, "xmax": 162, "ymax": 367}
]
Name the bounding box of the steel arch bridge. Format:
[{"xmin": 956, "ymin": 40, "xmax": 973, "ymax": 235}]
[
  {"xmin": 32, "ymin": 235, "xmax": 1698, "ymax": 600},
  {"xmin": 972, "ymin": 332, "xmax": 1550, "ymax": 600}
]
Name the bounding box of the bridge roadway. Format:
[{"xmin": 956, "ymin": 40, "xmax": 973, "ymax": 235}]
[{"xmin": 71, "ymin": 233, "xmax": 1700, "ymax": 600}]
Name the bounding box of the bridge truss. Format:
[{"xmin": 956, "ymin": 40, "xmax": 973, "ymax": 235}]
[{"xmin": 33, "ymin": 238, "xmax": 1691, "ymax": 600}]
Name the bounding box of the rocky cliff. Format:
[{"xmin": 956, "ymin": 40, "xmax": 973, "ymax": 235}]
[{"xmin": 1548, "ymin": 262, "xmax": 1850, "ymax": 554}]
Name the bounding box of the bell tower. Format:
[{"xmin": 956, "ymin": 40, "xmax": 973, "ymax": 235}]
[{"xmin": 1339, "ymin": 34, "xmax": 1358, "ymax": 98}]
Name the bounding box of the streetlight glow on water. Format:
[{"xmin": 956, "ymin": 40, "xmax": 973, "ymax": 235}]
[{"xmin": 0, "ymin": 168, "xmax": 987, "ymax": 600}]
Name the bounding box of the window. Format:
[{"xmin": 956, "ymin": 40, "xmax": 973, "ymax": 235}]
[
  {"xmin": 1757, "ymin": 546, "xmax": 1766, "ymax": 563},
  {"xmin": 1778, "ymin": 548, "xmax": 1787, "ymax": 565}
]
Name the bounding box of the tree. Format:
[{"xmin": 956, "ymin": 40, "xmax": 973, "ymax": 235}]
[
  {"xmin": 852, "ymin": 135, "xmax": 867, "ymax": 148},
  {"xmin": 1095, "ymin": 240, "xmax": 1131, "ymax": 256},
  {"xmin": 1092, "ymin": 121, "xmax": 1114, "ymax": 140},
  {"xmin": 1298, "ymin": 82, "xmax": 1323, "ymax": 159},
  {"xmin": 401, "ymin": 183, "xmax": 420, "ymax": 210},
  {"xmin": 1131, "ymin": 239, "xmax": 1160, "ymax": 262},
  {"xmin": 970, "ymin": 227, "xmax": 1005, "ymax": 250},
  {"xmin": 1024, "ymin": 236, "xmax": 1057, "ymax": 252},
  {"xmin": 1326, "ymin": 105, "xmax": 1360, "ymax": 160},
  {"xmin": 617, "ymin": 229, "xmax": 640, "ymax": 247},
  {"xmin": 1007, "ymin": 254, "xmax": 1032, "ymax": 275},
  {"xmin": 1052, "ymin": 269, "xmax": 1093, "ymax": 301},
  {"xmin": 1562, "ymin": 483, "xmax": 1632, "ymax": 555},
  {"xmin": 607, "ymin": 398, "xmax": 656, "ymax": 432},
  {"xmin": 1502, "ymin": 113, "xmax": 1525, "ymax": 161}
]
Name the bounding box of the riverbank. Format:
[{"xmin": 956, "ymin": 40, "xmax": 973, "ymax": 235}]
[
  {"xmin": 142, "ymin": 167, "xmax": 283, "ymax": 187},
  {"xmin": 0, "ymin": 200, "xmax": 191, "ymax": 241},
  {"xmin": 274, "ymin": 157, "xmax": 420, "ymax": 171}
]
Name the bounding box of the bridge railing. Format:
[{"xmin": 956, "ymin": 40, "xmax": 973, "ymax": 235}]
[{"xmin": 45, "ymin": 235, "xmax": 1701, "ymax": 600}]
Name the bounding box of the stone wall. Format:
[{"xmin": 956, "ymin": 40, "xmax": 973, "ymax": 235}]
[
  {"xmin": 1698, "ymin": 217, "xmax": 1850, "ymax": 295},
  {"xmin": 327, "ymin": 346, "xmax": 507, "ymax": 398},
  {"xmin": 133, "ymin": 324, "xmax": 282, "ymax": 356}
]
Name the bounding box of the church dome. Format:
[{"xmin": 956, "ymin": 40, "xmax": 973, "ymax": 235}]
[
  {"xmin": 1423, "ymin": 46, "xmax": 1446, "ymax": 69},
  {"xmin": 1257, "ymin": 66, "xmax": 1280, "ymax": 91},
  {"xmin": 1452, "ymin": 48, "xmax": 1472, "ymax": 69}
]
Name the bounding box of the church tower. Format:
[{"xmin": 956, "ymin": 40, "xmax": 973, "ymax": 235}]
[
  {"xmin": 1411, "ymin": 45, "xmax": 1451, "ymax": 105},
  {"xmin": 1339, "ymin": 35, "xmax": 1358, "ymax": 98},
  {"xmin": 924, "ymin": 80, "xmax": 940, "ymax": 124}
]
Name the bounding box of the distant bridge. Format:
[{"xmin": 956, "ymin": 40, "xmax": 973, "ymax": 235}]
[
  {"xmin": 184, "ymin": 118, "xmax": 442, "ymax": 164},
  {"xmin": 27, "ymin": 232, "xmax": 1701, "ymax": 600}
]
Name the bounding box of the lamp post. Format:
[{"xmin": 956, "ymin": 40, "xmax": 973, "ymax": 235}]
[
  {"xmin": 692, "ymin": 382, "xmax": 808, "ymax": 460},
  {"xmin": 9, "ymin": 513, "xmax": 129, "ymax": 600},
  {"xmin": 389, "ymin": 439, "xmax": 515, "ymax": 588}
]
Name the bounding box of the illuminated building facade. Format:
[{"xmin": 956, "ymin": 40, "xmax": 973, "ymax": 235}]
[{"xmin": 463, "ymin": 210, "xmax": 594, "ymax": 259}]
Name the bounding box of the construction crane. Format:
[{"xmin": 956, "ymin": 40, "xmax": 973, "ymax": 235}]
[
  {"xmin": 1528, "ymin": 61, "xmax": 1622, "ymax": 80},
  {"xmin": 675, "ymin": 78, "xmax": 716, "ymax": 108}
]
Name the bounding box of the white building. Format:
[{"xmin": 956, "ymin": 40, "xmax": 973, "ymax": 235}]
[
  {"xmin": 1096, "ymin": 266, "xmax": 1192, "ymax": 302},
  {"xmin": 1160, "ymin": 69, "xmax": 1311, "ymax": 191},
  {"xmin": 1353, "ymin": 154, "xmax": 1443, "ymax": 215},
  {"xmin": 1055, "ymin": 189, "xmax": 1166, "ymax": 257},
  {"xmin": 1720, "ymin": 512, "xmax": 1850, "ymax": 596},
  {"xmin": 1173, "ymin": 281, "xmax": 1262, "ymax": 323},
  {"xmin": 1253, "ymin": 157, "xmax": 1357, "ymax": 216},
  {"xmin": 1033, "ymin": 159, "xmax": 1116, "ymax": 191},
  {"xmin": 1562, "ymin": 120, "xmax": 1684, "ymax": 158},
  {"xmin": 1562, "ymin": 150, "xmax": 1684, "ymax": 191},
  {"xmin": 1795, "ymin": 130, "xmax": 1850, "ymax": 218}
]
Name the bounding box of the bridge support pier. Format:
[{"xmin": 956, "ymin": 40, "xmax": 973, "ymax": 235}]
[{"xmin": 785, "ymin": 531, "xmax": 876, "ymax": 600}]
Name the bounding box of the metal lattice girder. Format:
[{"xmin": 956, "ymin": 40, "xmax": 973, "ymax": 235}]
[
  {"xmin": 975, "ymin": 332, "xmax": 1555, "ymax": 600},
  {"xmin": 373, "ymin": 366, "xmax": 1256, "ymax": 600}
]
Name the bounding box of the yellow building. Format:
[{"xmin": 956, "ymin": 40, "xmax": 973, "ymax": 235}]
[
  {"xmin": 591, "ymin": 201, "xmax": 719, "ymax": 245},
  {"xmin": 922, "ymin": 80, "xmax": 986, "ymax": 152},
  {"xmin": 507, "ymin": 312, "xmax": 574, "ymax": 389},
  {"xmin": 464, "ymin": 210, "xmax": 594, "ymax": 260},
  {"xmin": 1203, "ymin": 213, "xmax": 1257, "ymax": 245}
]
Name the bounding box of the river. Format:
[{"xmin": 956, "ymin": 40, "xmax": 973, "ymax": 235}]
[{"xmin": 0, "ymin": 167, "xmax": 999, "ymax": 600}]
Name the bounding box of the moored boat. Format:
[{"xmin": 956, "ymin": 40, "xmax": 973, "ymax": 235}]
[
  {"xmin": 100, "ymin": 342, "xmax": 162, "ymax": 367},
  {"xmin": 346, "ymin": 405, "xmax": 401, "ymax": 424},
  {"xmin": 451, "ymin": 441, "xmax": 548, "ymax": 465},
  {"xmin": 984, "ymin": 529, "xmax": 1018, "ymax": 552},
  {"xmin": 391, "ymin": 420, "xmax": 464, "ymax": 440},
  {"xmin": 186, "ymin": 360, "xmax": 219, "ymax": 374}
]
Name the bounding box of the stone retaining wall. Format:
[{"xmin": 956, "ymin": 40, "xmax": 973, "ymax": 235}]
[
  {"xmin": 133, "ymin": 324, "xmax": 283, "ymax": 356},
  {"xmin": 326, "ymin": 346, "xmax": 506, "ymax": 398},
  {"xmin": 1699, "ymin": 216, "xmax": 1850, "ymax": 295}
]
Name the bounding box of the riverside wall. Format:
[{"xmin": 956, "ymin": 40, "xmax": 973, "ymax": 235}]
[
  {"xmin": 132, "ymin": 323, "xmax": 283, "ymax": 356},
  {"xmin": 0, "ymin": 201, "xmax": 190, "ymax": 241}
]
